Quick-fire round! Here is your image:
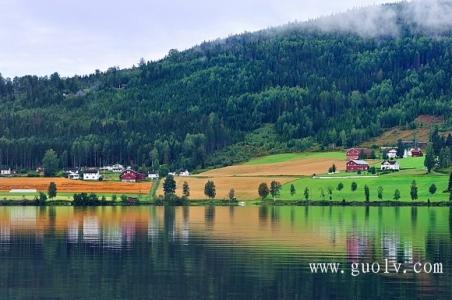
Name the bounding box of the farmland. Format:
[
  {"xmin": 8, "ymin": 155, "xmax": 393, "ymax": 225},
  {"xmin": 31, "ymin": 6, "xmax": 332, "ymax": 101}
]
[
  {"xmin": 0, "ymin": 177, "xmax": 152, "ymax": 195},
  {"xmin": 200, "ymin": 151, "xmax": 345, "ymax": 176},
  {"xmin": 0, "ymin": 151, "xmax": 448, "ymax": 203}
]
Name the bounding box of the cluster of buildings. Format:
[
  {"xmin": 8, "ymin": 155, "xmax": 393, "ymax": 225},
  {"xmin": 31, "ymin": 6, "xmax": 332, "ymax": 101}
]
[
  {"xmin": 65, "ymin": 164, "xmax": 190, "ymax": 183},
  {"xmin": 345, "ymin": 146, "xmax": 423, "ymax": 173}
]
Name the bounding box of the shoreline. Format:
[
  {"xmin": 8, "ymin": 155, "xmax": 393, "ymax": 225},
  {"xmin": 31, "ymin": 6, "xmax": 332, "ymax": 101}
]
[{"xmin": 0, "ymin": 199, "xmax": 451, "ymax": 207}]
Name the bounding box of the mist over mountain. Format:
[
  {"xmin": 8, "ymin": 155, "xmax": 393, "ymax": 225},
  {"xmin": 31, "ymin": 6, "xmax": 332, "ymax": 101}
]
[
  {"xmin": 303, "ymin": 0, "xmax": 452, "ymax": 37},
  {"xmin": 0, "ymin": 0, "xmax": 450, "ymax": 171}
]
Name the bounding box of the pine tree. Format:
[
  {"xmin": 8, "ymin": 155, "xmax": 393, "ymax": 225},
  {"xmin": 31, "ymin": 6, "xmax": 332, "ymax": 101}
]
[
  {"xmin": 290, "ymin": 184, "xmax": 296, "ymax": 196},
  {"xmin": 364, "ymin": 185, "xmax": 370, "ymax": 202},
  {"xmin": 163, "ymin": 174, "xmax": 176, "ymax": 196},
  {"xmin": 377, "ymin": 186, "xmax": 383, "ymax": 200},
  {"xmin": 424, "ymin": 145, "xmax": 435, "ymax": 173},
  {"xmin": 304, "ymin": 187, "xmax": 309, "ymax": 200},
  {"xmin": 204, "ymin": 181, "xmax": 216, "ymax": 199},
  {"xmin": 48, "ymin": 182, "xmax": 57, "ymax": 199},
  {"xmin": 410, "ymin": 180, "xmax": 418, "ymax": 201},
  {"xmin": 182, "ymin": 181, "xmax": 190, "ymax": 198}
]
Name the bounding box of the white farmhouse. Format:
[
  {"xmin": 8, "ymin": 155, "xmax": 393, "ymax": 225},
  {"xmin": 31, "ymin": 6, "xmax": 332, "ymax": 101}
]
[
  {"xmin": 111, "ymin": 164, "xmax": 125, "ymax": 173},
  {"xmin": 68, "ymin": 171, "xmax": 80, "ymax": 180},
  {"xmin": 179, "ymin": 170, "xmax": 190, "ymax": 177},
  {"xmin": 387, "ymin": 149, "xmax": 397, "ymax": 159},
  {"xmin": 0, "ymin": 168, "xmax": 12, "ymax": 176},
  {"xmin": 380, "ymin": 160, "xmax": 400, "ymax": 171},
  {"xmin": 148, "ymin": 173, "xmax": 159, "ymax": 180},
  {"xmin": 83, "ymin": 169, "xmax": 102, "ymax": 181}
]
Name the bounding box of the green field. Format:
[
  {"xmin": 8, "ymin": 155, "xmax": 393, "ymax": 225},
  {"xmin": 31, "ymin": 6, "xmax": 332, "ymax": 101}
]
[
  {"xmin": 279, "ymin": 173, "xmax": 449, "ymax": 202},
  {"xmin": 0, "ymin": 192, "xmax": 149, "ymax": 201},
  {"xmin": 245, "ymin": 151, "xmax": 344, "ymax": 165}
]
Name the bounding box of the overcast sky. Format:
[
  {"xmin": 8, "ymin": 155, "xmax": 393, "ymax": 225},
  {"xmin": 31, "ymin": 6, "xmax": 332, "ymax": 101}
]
[{"xmin": 0, "ymin": 0, "xmax": 398, "ymax": 78}]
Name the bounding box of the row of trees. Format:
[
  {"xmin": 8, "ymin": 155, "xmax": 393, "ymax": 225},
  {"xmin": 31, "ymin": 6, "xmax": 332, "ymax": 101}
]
[
  {"xmin": 257, "ymin": 176, "xmax": 452, "ymax": 201},
  {"xmin": 162, "ymin": 175, "xmax": 236, "ymax": 201}
]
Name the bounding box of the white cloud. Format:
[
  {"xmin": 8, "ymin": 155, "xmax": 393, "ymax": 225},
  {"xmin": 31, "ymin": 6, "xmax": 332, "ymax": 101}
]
[{"xmin": 0, "ymin": 0, "xmax": 411, "ymax": 77}]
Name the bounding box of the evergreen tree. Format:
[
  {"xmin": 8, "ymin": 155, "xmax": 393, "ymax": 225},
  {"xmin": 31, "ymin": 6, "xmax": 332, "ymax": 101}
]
[
  {"xmin": 42, "ymin": 149, "xmax": 59, "ymax": 177},
  {"xmin": 393, "ymin": 189, "xmax": 401, "ymax": 201},
  {"xmin": 304, "ymin": 187, "xmax": 309, "ymax": 200},
  {"xmin": 351, "ymin": 182, "xmax": 358, "ymax": 192},
  {"xmin": 337, "ymin": 182, "xmax": 344, "ymax": 191},
  {"xmin": 364, "ymin": 185, "xmax": 370, "ymax": 202},
  {"xmin": 163, "ymin": 174, "xmax": 176, "ymax": 196},
  {"xmin": 204, "ymin": 181, "xmax": 216, "ymax": 199},
  {"xmin": 290, "ymin": 184, "xmax": 296, "ymax": 196},
  {"xmin": 377, "ymin": 186, "xmax": 383, "ymax": 200},
  {"xmin": 424, "ymin": 145, "xmax": 435, "ymax": 173},
  {"xmin": 410, "ymin": 180, "xmax": 418, "ymax": 201},
  {"xmin": 428, "ymin": 184, "xmax": 437, "ymax": 197},
  {"xmin": 182, "ymin": 181, "xmax": 190, "ymax": 198},
  {"xmin": 48, "ymin": 182, "xmax": 57, "ymax": 199},
  {"xmin": 396, "ymin": 139, "xmax": 404, "ymax": 158}
]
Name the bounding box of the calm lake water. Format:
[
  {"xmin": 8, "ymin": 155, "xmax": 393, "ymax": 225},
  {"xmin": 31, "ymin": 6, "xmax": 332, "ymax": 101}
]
[{"xmin": 0, "ymin": 206, "xmax": 450, "ymax": 300}]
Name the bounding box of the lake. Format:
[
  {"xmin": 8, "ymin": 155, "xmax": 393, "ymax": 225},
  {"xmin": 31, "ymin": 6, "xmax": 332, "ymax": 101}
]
[{"xmin": 0, "ymin": 206, "xmax": 450, "ymax": 299}]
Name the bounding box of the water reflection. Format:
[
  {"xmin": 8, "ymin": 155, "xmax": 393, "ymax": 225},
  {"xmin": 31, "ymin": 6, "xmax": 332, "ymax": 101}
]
[{"xmin": 0, "ymin": 206, "xmax": 449, "ymax": 300}]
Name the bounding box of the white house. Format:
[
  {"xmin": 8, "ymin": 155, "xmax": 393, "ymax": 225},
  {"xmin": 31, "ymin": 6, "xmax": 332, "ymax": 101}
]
[
  {"xmin": 179, "ymin": 170, "xmax": 190, "ymax": 177},
  {"xmin": 111, "ymin": 164, "xmax": 125, "ymax": 173},
  {"xmin": 148, "ymin": 173, "xmax": 159, "ymax": 180},
  {"xmin": 68, "ymin": 171, "xmax": 80, "ymax": 180},
  {"xmin": 0, "ymin": 168, "xmax": 12, "ymax": 176},
  {"xmin": 83, "ymin": 169, "xmax": 102, "ymax": 181},
  {"xmin": 387, "ymin": 149, "xmax": 397, "ymax": 159},
  {"xmin": 380, "ymin": 160, "xmax": 400, "ymax": 171},
  {"xmin": 100, "ymin": 164, "xmax": 125, "ymax": 173},
  {"xmin": 168, "ymin": 172, "xmax": 176, "ymax": 176}
]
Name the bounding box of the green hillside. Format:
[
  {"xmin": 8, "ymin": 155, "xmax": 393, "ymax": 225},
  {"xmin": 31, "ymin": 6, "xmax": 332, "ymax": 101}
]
[{"xmin": 0, "ymin": 1, "xmax": 451, "ymax": 172}]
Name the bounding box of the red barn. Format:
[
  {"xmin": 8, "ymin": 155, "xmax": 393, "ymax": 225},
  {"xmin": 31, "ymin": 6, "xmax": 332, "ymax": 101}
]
[
  {"xmin": 346, "ymin": 148, "xmax": 373, "ymax": 160},
  {"xmin": 346, "ymin": 160, "xmax": 369, "ymax": 172},
  {"xmin": 120, "ymin": 169, "xmax": 146, "ymax": 182}
]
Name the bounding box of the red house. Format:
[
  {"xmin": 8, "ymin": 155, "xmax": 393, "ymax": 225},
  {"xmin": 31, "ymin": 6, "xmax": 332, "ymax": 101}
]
[
  {"xmin": 120, "ymin": 169, "xmax": 146, "ymax": 182},
  {"xmin": 346, "ymin": 148, "xmax": 373, "ymax": 160},
  {"xmin": 346, "ymin": 160, "xmax": 369, "ymax": 172},
  {"xmin": 410, "ymin": 148, "xmax": 423, "ymax": 157}
]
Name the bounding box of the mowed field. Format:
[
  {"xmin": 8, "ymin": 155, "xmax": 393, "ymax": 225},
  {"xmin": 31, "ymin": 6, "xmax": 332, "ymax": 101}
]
[
  {"xmin": 158, "ymin": 176, "xmax": 295, "ymax": 200},
  {"xmin": 200, "ymin": 152, "xmax": 345, "ymax": 176},
  {"xmin": 0, "ymin": 177, "xmax": 152, "ymax": 194},
  {"xmin": 278, "ymin": 173, "xmax": 449, "ymax": 202}
]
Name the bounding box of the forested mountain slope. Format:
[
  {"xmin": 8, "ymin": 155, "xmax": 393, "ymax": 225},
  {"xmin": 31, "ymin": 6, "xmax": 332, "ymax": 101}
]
[{"xmin": 0, "ymin": 0, "xmax": 451, "ymax": 171}]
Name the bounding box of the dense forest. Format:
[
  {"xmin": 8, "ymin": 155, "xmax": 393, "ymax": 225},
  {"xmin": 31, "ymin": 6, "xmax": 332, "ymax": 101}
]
[{"xmin": 0, "ymin": 1, "xmax": 451, "ymax": 171}]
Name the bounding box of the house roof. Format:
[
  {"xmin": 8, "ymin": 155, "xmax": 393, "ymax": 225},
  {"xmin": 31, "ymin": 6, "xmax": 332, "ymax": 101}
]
[
  {"xmin": 348, "ymin": 160, "xmax": 368, "ymax": 165},
  {"xmin": 381, "ymin": 160, "xmax": 398, "ymax": 165}
]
